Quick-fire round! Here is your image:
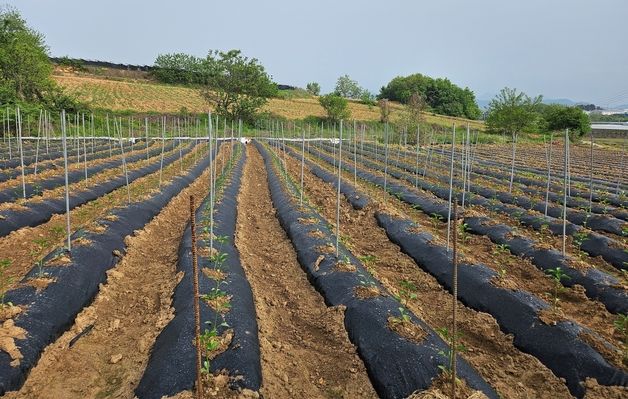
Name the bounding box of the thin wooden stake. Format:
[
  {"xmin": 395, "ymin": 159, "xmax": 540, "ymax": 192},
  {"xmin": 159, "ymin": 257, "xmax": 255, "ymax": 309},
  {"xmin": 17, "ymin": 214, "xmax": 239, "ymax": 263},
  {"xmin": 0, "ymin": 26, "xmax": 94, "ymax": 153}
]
[
  {"xmin": 190, "ymin": 195, "xmax": 203, "ymax": 399},
  {"xmin": 451, "ymin": 201, "xmax": 458, "ymax": 399}
]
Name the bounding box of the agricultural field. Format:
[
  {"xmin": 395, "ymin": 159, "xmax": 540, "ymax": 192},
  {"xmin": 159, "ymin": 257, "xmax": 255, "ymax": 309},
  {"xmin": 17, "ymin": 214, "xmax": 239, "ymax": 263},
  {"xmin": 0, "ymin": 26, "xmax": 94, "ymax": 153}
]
[
  {"xmin": 0, "ymin": 111, "xmax": 626, "ymax": 399},
  {"xmin": 52, "ymin": 72, "xmax": 485, "ymax": 130}
]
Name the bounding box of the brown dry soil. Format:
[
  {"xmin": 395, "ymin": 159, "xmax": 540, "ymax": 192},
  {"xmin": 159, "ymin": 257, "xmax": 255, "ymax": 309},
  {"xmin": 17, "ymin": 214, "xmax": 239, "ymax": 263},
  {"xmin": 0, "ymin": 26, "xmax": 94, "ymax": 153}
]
[
  {"xmin": 234, "ymin": 144, "xmax": 377, "ymax": 398},
  {"xmin": 280, "ymin": 145, "xmax": 573, "ymax": 398},
  {"xmin": 4, "ymin": 158, "xmax": 214, "ymax": 398}
]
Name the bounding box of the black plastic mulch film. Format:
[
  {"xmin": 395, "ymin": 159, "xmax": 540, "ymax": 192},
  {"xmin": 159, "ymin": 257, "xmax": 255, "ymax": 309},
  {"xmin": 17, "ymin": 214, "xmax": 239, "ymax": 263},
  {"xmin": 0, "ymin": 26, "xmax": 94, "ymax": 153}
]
[
  {"xmin": 256, "ymin": 140, "xmax": 498, "ymax": 399},
  {"xmin": 136, "ymin": 144, "xmax": 262, "ymax": 398},
  {"xmin": 308, "ymin": 142, "xmax": 628, "ymax": 272},
  {"xmin": 0, "ymin": 144, "xmax": 219, "ymax": 395}
]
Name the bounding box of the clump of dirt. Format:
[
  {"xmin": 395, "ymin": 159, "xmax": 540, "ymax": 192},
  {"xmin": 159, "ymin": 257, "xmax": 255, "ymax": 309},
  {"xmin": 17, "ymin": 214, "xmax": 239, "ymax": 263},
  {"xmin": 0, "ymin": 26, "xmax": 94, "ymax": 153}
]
[
  {"xmin": 334, "ymin": 260, "xmax": 357, "ymax": 273},
  {"xmin": 72, "ymin": 237, "xmax": 92, "ymax": 246},
  {"xmin": 26, "ymin": 277, "xmax": 55, "ymax": 291},
  {"xmin": 297, "ymin": 217, "xmax": 318, "ymax": 225},
  {"xmin": 354, "ymin": 285, "xmax": 380, "ymax": 299},
  {"xmin": 307, "ymin": 229, "xmax": 325, "ymax": 239},
  {"xmin": 582, "ymin": 378, "xmax": 628, "ymax": 398},
  {"xmin": 0, "ymin": 319, "xmax": 27, "ymax": 366},
  {"xmin": 315, "ymin": 243, "xmax": 335, "ymax": 254},
  {"xmin": 0, "ymin": 305, "xmax": 22, "ymax": 321},
  {"xmin": 47, "ymin": 253, "xmax": 72, "ymax": 266},
  {"xmin": 203, "ymin": 294, "xmax": 233, "ymax": 314},
  {"xmin": 387, "ymin": 317, "xmax": 427, "ymax": 344},
  {"xmin": 406, "ymin": 371, "xmax": 489, "ymax": 399},
  {"xmin": 199, "ymin": 245, "xmax": 219, "ymax": 258},
  {"xmin": 164, "ymin": 372, "xmax": 260, "ymax": 399},
  {"xmin": 203, "ymin": 268, "xmax": 226, "ymax": 281},
  {"xmin": 539, "ymin": 307, "xmax": 567, "ymax": 326}
]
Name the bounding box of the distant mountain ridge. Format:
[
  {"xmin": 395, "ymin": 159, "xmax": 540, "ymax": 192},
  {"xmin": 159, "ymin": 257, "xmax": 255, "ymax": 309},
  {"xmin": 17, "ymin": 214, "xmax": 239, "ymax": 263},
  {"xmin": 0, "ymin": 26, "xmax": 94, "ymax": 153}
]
[{"xmin": 476, "ymin": 96, "xmax": 602, "ymax": 110}]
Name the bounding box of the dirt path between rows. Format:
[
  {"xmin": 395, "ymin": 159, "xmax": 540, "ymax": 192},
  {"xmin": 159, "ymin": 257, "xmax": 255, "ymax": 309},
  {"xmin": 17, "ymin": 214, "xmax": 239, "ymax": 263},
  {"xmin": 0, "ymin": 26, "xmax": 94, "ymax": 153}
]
[
  {"xmin": 234, "ymin": 144, "xmax": 377, "ymax": 399},
  {"xmin": 4, "ymin": 163, "xmax": 213, "ymax": 399}
]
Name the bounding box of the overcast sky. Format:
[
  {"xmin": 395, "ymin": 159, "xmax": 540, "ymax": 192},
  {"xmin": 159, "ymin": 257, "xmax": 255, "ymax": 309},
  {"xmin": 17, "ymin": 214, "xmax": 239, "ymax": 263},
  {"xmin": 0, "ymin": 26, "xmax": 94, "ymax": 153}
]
[{"xmin": 6, "ymin": 0, "xmax": 628, "ymax": 106}]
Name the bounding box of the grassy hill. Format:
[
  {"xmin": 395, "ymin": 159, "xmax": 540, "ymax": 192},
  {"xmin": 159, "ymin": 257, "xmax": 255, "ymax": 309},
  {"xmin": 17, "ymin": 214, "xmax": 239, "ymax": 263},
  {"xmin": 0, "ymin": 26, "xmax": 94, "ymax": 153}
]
[{"xmin": 53, "ymin": 70, "xmax": 485, "ymax": 130}]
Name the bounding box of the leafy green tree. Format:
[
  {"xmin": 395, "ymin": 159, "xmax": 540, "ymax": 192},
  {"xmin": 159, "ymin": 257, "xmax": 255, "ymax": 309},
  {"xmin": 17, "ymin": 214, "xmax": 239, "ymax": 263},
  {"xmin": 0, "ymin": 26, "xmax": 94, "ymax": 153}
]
[
  {"xmin": 0, "ymin": 7, "xmax": 80, "ymax": 111},
  {"xmin": 378, "ymin": 73, "xmax": 481, "ymax": 119},
  {"xmin": 306, "ymin": 82, "xmax": 320, "ymax": 96},
  {"xmin": 199, "ymin": 49, "xmax": 277, "ymax": 122},
  {"xmin": 360, "ymin": 90, "xmax": 376, "ymax": 106},
  {"xmin": 334, "ymin": 74, "xmax": 363, "ymax": 99},
  {"xmin": 539, "ymin": 104, "xmax": 591, "ymax": 137},
  {"xmin": 319, "ymin": 94, "xmax": 350, "ymax": 122},
  {"xmin": 485, "ymin": 87, "xmax": 543, "ymax": 136},
  {"xmin": 153, "ymin": 53, "xmax": 207, "ymax": 84},
  {"xmin": 0, "ymin": 7, "xmax": 52, "ymax": 103}
]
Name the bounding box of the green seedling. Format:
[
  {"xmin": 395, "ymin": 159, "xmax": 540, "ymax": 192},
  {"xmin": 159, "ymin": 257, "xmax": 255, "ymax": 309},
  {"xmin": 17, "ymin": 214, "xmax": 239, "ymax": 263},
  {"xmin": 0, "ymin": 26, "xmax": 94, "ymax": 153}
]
[
  {"xmin": 199, "ymin": 320, "xmax": 229, "ymax": 374},
  {"xmin": 459, "ymin": 222, "xmax": 471, "ymax": 243},
  {"xmin": 50, "ymin": 225, "xmax": 65, "ymax": 237},
  {"xmin": 209, "ymin": 251, "xmax": 228, "ymax": 265},
  {"xmin": 430, "ymin": 213, "xmax": 444, "ymax": 228},
  {"xmin": 545, "ymin": 267, "xmax": 571, "ymax": 308},
  {"xmin": 573, "ymin": 230, "xmax": 589, "ymax": 250},
  {"xmin": 492, "ymin": 243, "xmax": 510, "ymax": 255},
  {"xmin": 357, "ymin": 254, "xmax": 377, "ymax": 265},
  {"xmin": 357, "ymin": 271, "xmax": 377, "ymax": 288},
  {"xmin": 215, "ymin": 235, "xmax": 229, "ymax": 245},
  {"xmin": 390, "ymin": 307, "xmax": 412, "ymax": 324},
  {"xmin": 395, "ymin": 279, "xmax": 417, "ymax": 306},
  {"xmin": 613, "ymin": 314, "xmax": 628, "ymax": 362},
  {"xmin": 201, "ymin": 287, "xmax": 228, "ymax": 301},
  {"xmin": 34, "ymin": 259, "xmax": 46, "ymax": 278},
  {"xmin": 436, "ymin": 327, "xmax": 467, "ymax": 376},
  {"xmin": 0, "ymin": 259, "xmax": 13, "ymax": 306}
]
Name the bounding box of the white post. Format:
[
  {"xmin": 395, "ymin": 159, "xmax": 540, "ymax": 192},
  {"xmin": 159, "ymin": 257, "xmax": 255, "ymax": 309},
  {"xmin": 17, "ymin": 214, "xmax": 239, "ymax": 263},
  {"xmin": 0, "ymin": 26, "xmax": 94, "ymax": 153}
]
[
  {"xmin": 117, "ymin": 118, "xmax": 131, "ymax": 204},
  {"xmin": 159, "ymin": 116, "xmax": 165, "ymax": 188},
  {"xmin": 300, "ymin": 127, "xmax": 305, "ymax": 206},
  {"xmin": 383, "ymin": 123, "xmax": 389, "ymax": 197},
  {"xmin": 61, "ymin": 110, "xmax": 71, "ymax": 251},
  {"xmin": 145, "ymin": 117, "xmax": 150, "ymax": 161},
  {"xmin": 446, "ymin": 124, "xmax": 456, "ymax": 253},
  {"xmin": 208, "ymin": 112, "xmax": 214, "ymax": 253},
  {"xmin": 336, "ymin": 120, "xmax": 343, "ymax": 258},
  {"xmin": 82, "ymin": 113, "xmax": 88, "ymax": 181},
  {"xmin": 589, "ymin": 129, "xmax": 593, "ymax": 213},
  {"xmin": 545, "ymin": 133, "xmax": 553, "ymax": 217},
  {"xmin": 34, "ymin": 109, "xmax": 42, "ymax": 176},
  {"xmin": 106, "ymin": 114, "xmax": 112, "ymax": 157},
  {"xmin": 414, "ymin": 125, "xmax": 420, "ymax": 188},
  {"xmin": 17, "ymin": 107, "xmax": 26, "ymax": 199},
  {"xmin": 562, "ymin": 129, "xmax": 568, "ymax": 256},
  {"xmin": 509, "ymin": 132, "xmax": 517, "ymax": 194}
]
